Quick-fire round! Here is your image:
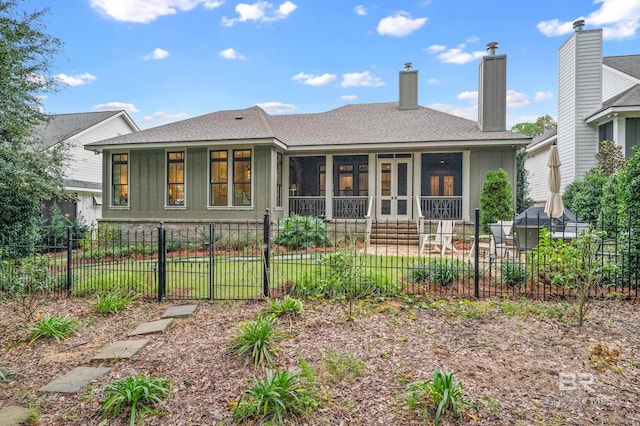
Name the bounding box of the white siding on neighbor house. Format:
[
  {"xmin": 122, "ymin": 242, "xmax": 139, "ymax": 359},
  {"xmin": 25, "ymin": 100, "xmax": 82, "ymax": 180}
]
[
  {"xmin": 602, "ymin": 66, "xmax": 637, "ymax": 101},
  {"xmin": 66, "ymin": 116, "xmax": 135, "ymax": 184},
  {"xmin": 557, "ymin": 29, "xmax": 602, "ymax": 191},
  {"xmin": 525, "ymin": 147, "xmax": 551, "ymax": 203},
  {"xmin": 76, "ymin": 192, "xmax": 102, "ymax": 226}
]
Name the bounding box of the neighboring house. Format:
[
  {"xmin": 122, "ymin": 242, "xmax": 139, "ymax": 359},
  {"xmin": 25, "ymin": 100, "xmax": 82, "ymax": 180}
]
[
  {"xmin": 37, "ymin": 111, "xmax": 139, "ymax": 227},
  {"xmin": 85, "ymin": 43, "xmax": 529, "ymax": 230},
  {"xmin": 526, "ymin": 19, "xmax": 640, "ymax": 204}
]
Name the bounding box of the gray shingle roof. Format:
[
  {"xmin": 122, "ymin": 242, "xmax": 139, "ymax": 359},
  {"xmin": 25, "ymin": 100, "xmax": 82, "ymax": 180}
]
[
  {"xmin": 585, "ymin": 84, "xmax": 640, "ymax": 119},
  {"xmin": 527, "ymin": 126, "xmax": 557, "ymax": 150},
  {"xmin": 34, "ymin": 111, "xmax": 124, "ymax": 148},
  {"xmin": 604, "ymin": 55, "xmax": 640, "ymax": 80},
  {"xmin": 86, "ymin": 102, "xmax": 529, "ymax": 149}
]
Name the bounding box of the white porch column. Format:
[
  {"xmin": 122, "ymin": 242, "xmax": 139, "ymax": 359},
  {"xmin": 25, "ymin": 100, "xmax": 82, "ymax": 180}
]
[
  {"xmin": 462, "ymin": 150, "xmax": 471, "ymax": 221},
  {"xmin": 325, "ymin": 155, "xmax": 333, "ymax": 219},
  {"xmin": 412, "ymin": 153, "xmax": 421, "ymax": 219},
  {"xmin": 283, "ymin": 155, "xmax": 290, "ymax": 215},
  {"xmin": 368, "ymin": 153, "xmax": 376, "ymax": 217}
]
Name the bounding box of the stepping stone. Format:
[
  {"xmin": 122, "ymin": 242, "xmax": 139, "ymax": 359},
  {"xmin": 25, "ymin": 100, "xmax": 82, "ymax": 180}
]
[
  {"xmin": 128, "ymin": 318, "xmax": 173, "ymax": 336},
  {"xmin": 161, "ymin": 304, "xmax": 197, "ymax": 318},
  {"xmin": 39, "ymin": 366, "xmax": 111, "ymax": 393},
  {"xmin": 92, "ymin": 339, "xmax": 149, "ymax": 360},
  {"xmin": 0, "ymin": 406, "xmax": 33, "ymax": 426}
]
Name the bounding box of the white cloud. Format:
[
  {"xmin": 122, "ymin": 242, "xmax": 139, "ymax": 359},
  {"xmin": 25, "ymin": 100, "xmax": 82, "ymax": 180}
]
[
  {"xmin": 93, "ymin": 102, "xmax": 140, "ymax": 113},
  {"xmin": 465, "ymin": 35, "xmax": 480, "ymax": 43},
  {"xmin": 354, "ymin": 5, "xmax": 366, "ymax": 16},
  {"xmin": 428, "ymin": 103, "xmax": 477, "ymax": 121},
  {"xmin": 427, "ymin": 44, "xmax": 446, "ymax": 53},
  {"xmin": 457, "ymin": 91, "xmax": 477, "ymax": 101},
  {"xmin": 377, "ymin": 12, "xmax": 427, "ymax": 37},
  {"xmin": 141, "ymin": 111, "xmax": 189, "ymax": 126},
  {"xmin": 507, "ymin": 90, "xmax": 530, "ymax": 108},
  {"xmin": 219, "ymin": 48, "xmax": 246, "ymax": 60},
  {"xmin": 144, "ymin": 48, "xmax": 170, "ymax": 60},
  {"xmin": 537, "ymin": 0, "xmax": 640, "ymax": 40},
  {"xmin": 340, "ymin": 71, "xmax": 384, "ymax": 88},
  {"xmin": 435, "ymin": 47, "xmax": 485, "ymax": 64},
  {"xmin": 534, "ymin": 91, "xmax": 554, "ymax": 101},
  {"xmin": 55, "ymin": 72, "xmax": 97, "ymax": 87},
  {"xmin": 427, "ymin": 77, "xmax": 439, "ymax": 85},
  {"xmin": 203, "ymin": 0, "xmax": 223, "ymax": 8},
  {"xmin": 292, "ymin": 72, "xmax": 337, "ymax": 86},
  {"xmin": 221, "ymin": 1, "xmax": 297, "ymax": 26},
  {"xmin": 90, "ymin": 0, "xmax": 213, "ymax": 23},
  {"xmin": 341, "ymin": 95, "xmax": 358, "ymax": 101},
  {"xmin": 257, "ymin": 101, "xmax": 296, "ymax": 114}
]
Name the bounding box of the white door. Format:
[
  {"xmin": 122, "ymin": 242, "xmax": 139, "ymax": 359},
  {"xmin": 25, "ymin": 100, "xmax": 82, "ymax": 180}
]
[{"xmin": 377, "ymin": 158, "xmax": 411, "ymax": 220}]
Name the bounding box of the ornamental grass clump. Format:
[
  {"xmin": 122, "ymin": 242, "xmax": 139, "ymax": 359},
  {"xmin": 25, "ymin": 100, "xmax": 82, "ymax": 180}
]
[
  {"xmin": 98, "ymin": 373, "xmax": 171, "ymax": 426},
  {"xmin": 95, "ymin": 292, "xmax": 140, "ymax": 315},
  {"xmin": 404, "ymin": 367, "xmax": 475, "ymax": 426},
  {"xmin": 232, "ymin": 368, "xmax": 319, "ymax": 424},
  {"xmin": 260, "ymin": 295, "xmax": 304, "ymax": 319},
  {"xmin": 29, "ymin": 314, "xmax": 81, "ymax": 344},
  {"xmin": 230, "ymin": 316, "xmax": 283, "ymax": 368}
]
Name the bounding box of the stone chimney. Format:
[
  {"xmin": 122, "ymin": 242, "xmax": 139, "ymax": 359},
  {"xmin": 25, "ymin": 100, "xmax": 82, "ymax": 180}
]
[
  {"xmin": 478, "ymin": 42, "xmax": 506, "ymax": 132},
  {"xmin": 399, "ymin": 62, "xmax": 418, "ymax": 110}
]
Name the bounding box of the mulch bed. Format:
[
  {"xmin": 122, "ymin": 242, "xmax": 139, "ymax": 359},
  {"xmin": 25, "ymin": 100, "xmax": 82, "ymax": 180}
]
[{"xmin": 1, "ymin": 296, "xmax": 639, "ymax": 425}]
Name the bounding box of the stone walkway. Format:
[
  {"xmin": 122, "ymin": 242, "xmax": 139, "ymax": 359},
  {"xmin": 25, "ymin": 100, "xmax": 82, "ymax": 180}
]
[{"xmin": 1, "ymin": 304, "xmax": 198, "ymax": 426}]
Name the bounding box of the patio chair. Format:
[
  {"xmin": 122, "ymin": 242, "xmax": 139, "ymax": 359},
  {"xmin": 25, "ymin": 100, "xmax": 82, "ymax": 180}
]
[
  {"xmin": 421, "ymin": 220, "xmax": 457, "ymax": 255},
  {"xmin": 513, "ymin": 225, "xmax": 541, "ymax": 255},
  {"xmin": 489, "ymin": 222, "xmax": 516, "ymax": 258}
]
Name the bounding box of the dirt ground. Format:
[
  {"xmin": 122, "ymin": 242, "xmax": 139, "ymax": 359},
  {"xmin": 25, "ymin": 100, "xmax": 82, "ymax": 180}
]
[{"xmin": 1, "ymin": 295, "xmax": 639, "ymax": 425}]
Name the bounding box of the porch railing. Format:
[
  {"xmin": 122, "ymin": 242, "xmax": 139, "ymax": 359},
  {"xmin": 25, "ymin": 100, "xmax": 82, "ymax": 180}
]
[
  {"xmin": 414, "ymin": 195, "xmax": 425, "ymax": 250},
  {"xmin": 365, "ymin": 196, "xmax": 374, "ymax": 245},
  {"xmin": 420, "ymin": 196, "xmax": 463, "ymax": 220},
  {"xmin": 333, "ymin": 196, "xmax": 368, "ymax": 219},
  {"xmin": 289, "ymin": 196, "xmax": 325, "ymax": 217}
]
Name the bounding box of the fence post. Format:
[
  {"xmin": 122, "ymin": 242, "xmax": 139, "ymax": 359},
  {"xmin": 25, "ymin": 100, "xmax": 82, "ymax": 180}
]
[
  {"xmin": 474, "ymin": 208, "xmax": 480, "ymax": 298},
  {"xmin": 66, "ymin": 226, "xmax": 73, "ymax": 297},
  {"xmin": 209, "ymin": 223, "xmax": 214, "ymax": 300},
  {"xmin": 158, "ymin": 222, "xmax": 167, "ymax": 302},
  {"xmin": 263, "ymin": 209, "xmax": 271, "ymax": 297}
]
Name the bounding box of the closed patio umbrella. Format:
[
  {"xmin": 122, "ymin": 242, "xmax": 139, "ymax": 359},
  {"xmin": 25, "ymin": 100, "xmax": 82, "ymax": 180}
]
[{"xmin": 544, "ymin": 144, "xmax": 564, "ymax": 224}]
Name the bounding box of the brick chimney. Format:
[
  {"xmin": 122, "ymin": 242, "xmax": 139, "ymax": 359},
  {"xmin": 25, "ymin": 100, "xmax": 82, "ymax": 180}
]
[
  {"xmin": 478, "ymin": 42, "xmax": 506, "ymax": 131},
  {"xmin": 399, "ymin": 62, "xmax": 418, "ymax": 110}
]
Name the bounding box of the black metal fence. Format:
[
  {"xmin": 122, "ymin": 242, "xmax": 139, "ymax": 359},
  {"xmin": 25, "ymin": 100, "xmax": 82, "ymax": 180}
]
[{"xmin": 1, "ymin": 209, "xmax": 638, "ymax": 301}]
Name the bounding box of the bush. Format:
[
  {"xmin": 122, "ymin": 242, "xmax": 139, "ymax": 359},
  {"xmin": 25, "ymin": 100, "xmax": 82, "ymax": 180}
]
[
  {"xmin": 233, "ymin": 368, "xmax": 318, "ymax": 424},
  {"xmin": 293, "ymin": 251, "xmax": 397, "ymax": 300},
  {"xmin": 230, "ymin": 316, "xmax": 283, "ymax": 368},
  {"xmin": 617, "ymin": 149, "xmax": 640, "ymax": 283},
  {"xmin": 99, "ymin": 373, "xmax": 171, "ymax": 425},
  {"xmin": 404, "ymin": 368, "xmax": 475, "ymax": 426},
  {"xmin": 41, "ymin": 204, "xmax": 89, "ymax": 248},
  {"xmin": 275, "ymin": 215, "xmax": 330, "ymax": 249},
  {"xmin": 500, "ymin": 261, "xmax": 527, "ymax": 287},
  {"xmin": 409, "ymin": 258, "xmax": 471, "ymax": 287},
  {"xmin": 480, "ymin": 168, "xmax": 513, "ymax": 231},
  {"xmin": 29, "ymin": 314, "xmax": 81, "ymax": 344},
  {"xmin": 1, "ymin": 251, "xmax": 54, "ymax": 321},
  {"xmin": 260, "ymin": 295, "xmax": 304, "ymax": 319},
  {"xmin": 563, "ymin": 168, "xmax": 607, "ymax": 225}
]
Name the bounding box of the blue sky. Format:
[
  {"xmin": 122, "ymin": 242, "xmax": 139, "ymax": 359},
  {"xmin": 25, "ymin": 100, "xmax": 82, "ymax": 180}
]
[{"xmin": 37, "ymin": 0, "xmax": 640, "ymax": 129}]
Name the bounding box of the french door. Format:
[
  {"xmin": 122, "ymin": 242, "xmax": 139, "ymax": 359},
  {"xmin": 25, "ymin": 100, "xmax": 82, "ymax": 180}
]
[{"xmin": 377, "ymin": 157, "xmax": 411, "ymax": 220}]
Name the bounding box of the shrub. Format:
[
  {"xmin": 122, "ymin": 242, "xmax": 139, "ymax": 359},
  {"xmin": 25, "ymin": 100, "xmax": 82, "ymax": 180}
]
[
  {"xmin": 29, "ymin": 314, "xmax": 81, "ymax": 344},
  {"xmin": 409, "ymin": 258, "xmax": 470, "ymax": 287},
  {"xmin": 480, "ymin": 168, "xmax": 513, "ymax": 231},
  {"xmin": 293, "ymin": 251, "xmax": 397, "ymax": 300},
  {"xmin": 1, "ymin": 252, "xmax": 54, "ymax": 321},
  {"xmin": 233, "ymin": 368, "xmax": 318, "ymax": 424},
  {"xmin": 99, "ymin": 373, "xmax": 171, "ymax": 426},
  {"xmin": 230, "ymin": 316, "xmax": 283, "ymax": 368},
  {"xmin": 275, "ymin": 215, "xmax": 330, "ymax": 249},
  {"xmin": 617, "ymin": 149, "xmax": 640, "ymax": 283},
  {"xmin": 95, "ymin": 292, "xmax": 140, "ymax": 315},
  {"xmin": 500, "ymin": 261, "xmax": 527, "ymax": 287},
  {"xmin": 260, "ymin": 295, "xmax": 304, "ymax": 319},
  {"xmin": 563, "ymin": 168, "xmax": 607, "ymax": 225},
  {"xmin": 404, "ymin": 367, "xmax": 475, "ymax": 426},
  {"xmin": 41, "ymin": 203, "xmax": 89, "ymax": 248}
]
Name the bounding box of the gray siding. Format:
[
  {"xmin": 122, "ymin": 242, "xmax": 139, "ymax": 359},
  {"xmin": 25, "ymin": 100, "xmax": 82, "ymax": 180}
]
[
  {"xmin": 603, "ymin": 66, "xmax": 637, "ymax": 100},
  {"xmin": 478, "ymin": 55, "xmax": 507, "ymax": 132},
  {"xmin": 469, "ymin": 147, "xmax": 518, "ymax": 213}
]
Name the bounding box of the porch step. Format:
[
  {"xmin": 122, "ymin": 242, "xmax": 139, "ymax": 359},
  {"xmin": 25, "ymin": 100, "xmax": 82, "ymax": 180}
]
[{"xmin": 369, "ymin": 221, "xmax": 419, "ymax": 246}]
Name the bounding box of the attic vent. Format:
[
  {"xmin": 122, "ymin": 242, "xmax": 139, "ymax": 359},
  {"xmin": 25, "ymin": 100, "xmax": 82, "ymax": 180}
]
[{"xmin": 235, "ymin": 116, "xmax": 244, "ymax": 120}]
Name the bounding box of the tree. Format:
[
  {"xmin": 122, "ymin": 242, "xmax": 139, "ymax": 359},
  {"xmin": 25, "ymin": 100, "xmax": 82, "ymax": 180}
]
[
  {"xmin": 480, "ymin": 168, "xmax": 513, "ymax": 230},
  {"xmin": 0, "ymin": 1, "xmax": 66, "ymax": 250},
  {"xmin": 511, "ymin": 115, "xmax": 557, "ymax": 213},
  {"xmin": 595, "ymin": 140, "xmax": 626, "ymax": 176}
]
